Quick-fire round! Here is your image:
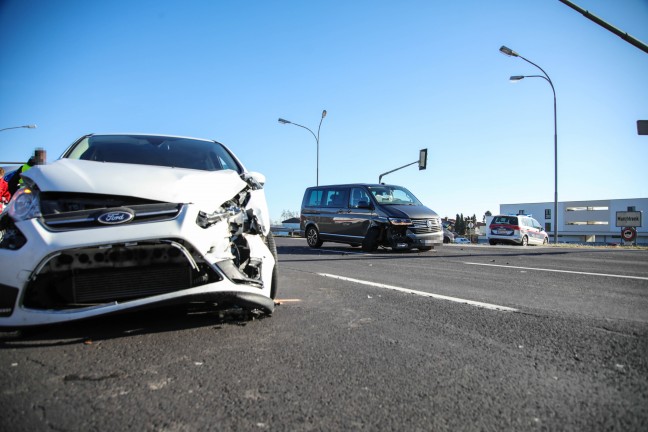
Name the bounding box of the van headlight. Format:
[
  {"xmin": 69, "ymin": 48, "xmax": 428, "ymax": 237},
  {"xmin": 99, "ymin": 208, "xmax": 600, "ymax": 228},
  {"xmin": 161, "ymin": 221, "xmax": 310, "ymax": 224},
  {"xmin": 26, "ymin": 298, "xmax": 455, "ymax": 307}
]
[
  {"xmin": 389, "ymin": 217, "xmax": 412, "ymax": 226},
  {"xmin": 8, "ymin": 188, "xmax": 42, "ymax": 221}
]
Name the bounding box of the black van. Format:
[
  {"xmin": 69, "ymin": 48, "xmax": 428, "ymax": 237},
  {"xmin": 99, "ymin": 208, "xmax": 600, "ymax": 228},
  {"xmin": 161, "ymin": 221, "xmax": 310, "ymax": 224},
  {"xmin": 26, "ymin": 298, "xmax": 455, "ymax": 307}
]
[{"xmin": 300, "ymin": 183, "xmax": 443, "ymax": 252}]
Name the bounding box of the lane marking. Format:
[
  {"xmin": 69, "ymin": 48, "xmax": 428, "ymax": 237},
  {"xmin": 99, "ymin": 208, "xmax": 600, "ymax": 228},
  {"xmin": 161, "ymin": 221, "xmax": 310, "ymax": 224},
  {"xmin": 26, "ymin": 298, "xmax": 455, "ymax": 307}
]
[
  {"xmin": 464, "ymin": 262, "xmax": 648, "ymax": 281},
  {"xmin": 317, "ymin": 273, "xmax": 518, "ymax": 312}
]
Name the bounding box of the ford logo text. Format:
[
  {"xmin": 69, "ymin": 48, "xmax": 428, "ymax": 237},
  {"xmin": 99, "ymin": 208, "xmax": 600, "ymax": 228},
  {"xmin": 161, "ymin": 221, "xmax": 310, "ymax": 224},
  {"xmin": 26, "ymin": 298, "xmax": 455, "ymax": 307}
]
[{"xmin": 97, "ymin": 210, "xmax": 135, "ymax": 225}]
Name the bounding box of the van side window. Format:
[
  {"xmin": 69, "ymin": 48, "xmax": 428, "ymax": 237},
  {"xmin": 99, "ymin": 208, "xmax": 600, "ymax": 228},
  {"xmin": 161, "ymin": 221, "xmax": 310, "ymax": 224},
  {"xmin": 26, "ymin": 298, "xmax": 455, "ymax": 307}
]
[
  {"xmin": 305, "ymin": 189, "xmax": 324, "ymax": 207},
  {"xmin": 325, "ymin": 189, "xmax": 348, "ymax": 208},
  {"xmin": 350, "ymin": 187, "xmax": 371, "ymax": 208}
]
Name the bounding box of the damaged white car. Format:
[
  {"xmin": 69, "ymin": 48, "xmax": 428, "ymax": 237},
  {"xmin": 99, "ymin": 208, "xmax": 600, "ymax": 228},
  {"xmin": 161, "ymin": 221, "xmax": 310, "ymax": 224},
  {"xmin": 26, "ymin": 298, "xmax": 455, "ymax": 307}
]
[{"xmin": 0, "ymin": 134, "xmax": 277, "ymax": 328}]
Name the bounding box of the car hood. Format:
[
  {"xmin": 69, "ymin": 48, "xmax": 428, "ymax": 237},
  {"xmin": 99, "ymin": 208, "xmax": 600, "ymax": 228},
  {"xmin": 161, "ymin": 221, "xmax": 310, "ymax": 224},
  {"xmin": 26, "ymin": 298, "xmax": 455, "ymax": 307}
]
[
  {"xmin": 23, "ymin": 159, "xmax": 248, "ymax": 206},
  {"xmin": 380, "ymin": 204, "xmax": 438, "ymax": 219}
]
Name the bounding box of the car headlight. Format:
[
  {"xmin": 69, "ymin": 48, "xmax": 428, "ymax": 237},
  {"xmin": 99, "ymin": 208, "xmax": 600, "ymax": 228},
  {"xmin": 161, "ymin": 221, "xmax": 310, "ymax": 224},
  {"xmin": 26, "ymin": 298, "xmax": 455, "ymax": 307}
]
[
  {"xmin": 8, "ymin": 188, "xmax": 42, "ymax": 221},
  {"xmin": 389, "ymin": 217, "xmax": 412, "ymax": 226}
]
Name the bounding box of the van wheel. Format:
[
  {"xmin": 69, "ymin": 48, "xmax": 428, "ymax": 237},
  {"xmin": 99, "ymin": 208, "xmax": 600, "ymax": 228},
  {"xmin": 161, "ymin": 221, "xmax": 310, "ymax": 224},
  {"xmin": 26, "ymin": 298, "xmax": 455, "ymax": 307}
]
[
  {"xmin": 305, "ymin": 226, "xmax": 323, "ymax": 248},
  {"xmin": 362, "ymin": 228, "xmax": 380, "ymax": 252},
  {"xmin": 521, "ymin": 235, "xmax": 528, "ymax": 246}
]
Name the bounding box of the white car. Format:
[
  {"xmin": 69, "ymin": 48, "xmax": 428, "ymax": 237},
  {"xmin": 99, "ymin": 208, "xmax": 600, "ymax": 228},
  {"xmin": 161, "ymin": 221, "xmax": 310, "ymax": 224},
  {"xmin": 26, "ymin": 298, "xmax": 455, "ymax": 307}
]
[
  {"xmin": 0, "ymin": 134, "xmax": 277, "ymax": 328},
  {"xmin": 487, "ymin": 214, "xmax": 548, "ymax": 246}
]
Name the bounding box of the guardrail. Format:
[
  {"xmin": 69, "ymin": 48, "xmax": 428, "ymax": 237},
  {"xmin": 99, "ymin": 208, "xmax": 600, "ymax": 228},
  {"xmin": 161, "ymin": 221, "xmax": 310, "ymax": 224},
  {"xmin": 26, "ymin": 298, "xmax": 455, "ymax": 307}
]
[{"xmin": 270, "ymin": 226, "xmax": 301, "ymax": 237}]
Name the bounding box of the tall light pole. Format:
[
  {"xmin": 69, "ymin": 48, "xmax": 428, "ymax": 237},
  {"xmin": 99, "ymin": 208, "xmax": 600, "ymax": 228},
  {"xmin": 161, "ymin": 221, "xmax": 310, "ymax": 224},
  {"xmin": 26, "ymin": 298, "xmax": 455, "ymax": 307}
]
[
  {"xmin": 278, "ymin": 110, "xmax": 327, "ymax": 186},
  {"xmin": 0, "ymin": 124, "xmax": 37, "ymax": 132},
  {"xmin": 500, "ymin": 45, "xmax": 558, "ymax": 244}
]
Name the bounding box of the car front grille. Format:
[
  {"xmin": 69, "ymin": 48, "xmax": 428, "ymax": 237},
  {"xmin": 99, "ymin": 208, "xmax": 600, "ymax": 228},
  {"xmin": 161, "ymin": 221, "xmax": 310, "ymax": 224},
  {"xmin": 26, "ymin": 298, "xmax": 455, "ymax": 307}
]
[
  {"xmin": 410, "ymin": 218, "xmax": 442, "ymax": 234},
  {"xmin": 39, "ymin": 192, "xmax": 183, "ymax": 231}
]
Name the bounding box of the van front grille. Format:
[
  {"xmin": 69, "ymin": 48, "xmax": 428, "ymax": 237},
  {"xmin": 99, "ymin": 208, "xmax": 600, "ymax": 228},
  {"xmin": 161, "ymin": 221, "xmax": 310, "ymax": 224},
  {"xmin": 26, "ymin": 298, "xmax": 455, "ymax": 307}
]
[{"xmin": 410, "ymin": 218, "xmax": 442, "ymax": 234}]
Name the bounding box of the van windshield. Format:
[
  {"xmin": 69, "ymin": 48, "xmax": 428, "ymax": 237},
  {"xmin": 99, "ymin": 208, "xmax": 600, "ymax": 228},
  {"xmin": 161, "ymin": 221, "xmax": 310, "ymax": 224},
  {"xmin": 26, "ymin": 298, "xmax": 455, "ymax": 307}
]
[{"xmin": 368, "ymin": 185, "xmax": 422, "ymax": 206}]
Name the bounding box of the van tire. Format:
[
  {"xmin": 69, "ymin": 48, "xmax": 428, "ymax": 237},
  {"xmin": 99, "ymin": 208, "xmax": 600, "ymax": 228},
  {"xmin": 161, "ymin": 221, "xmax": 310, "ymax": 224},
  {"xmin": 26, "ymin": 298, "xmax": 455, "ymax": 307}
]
[
  {"xmin": 305, "ymin": 226, "xmax": 323, "ymax": 248},
  {"xmin": 362, "ymin": 228, "xmax": 380, "ymax": 252}
]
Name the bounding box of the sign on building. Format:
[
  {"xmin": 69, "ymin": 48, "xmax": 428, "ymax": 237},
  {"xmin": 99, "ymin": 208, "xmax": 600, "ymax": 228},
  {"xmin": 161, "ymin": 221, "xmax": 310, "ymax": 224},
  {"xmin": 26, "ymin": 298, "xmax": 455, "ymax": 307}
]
[{"xmin": 616, "ymin": 211, "xmax": 642, "ymax": 227}]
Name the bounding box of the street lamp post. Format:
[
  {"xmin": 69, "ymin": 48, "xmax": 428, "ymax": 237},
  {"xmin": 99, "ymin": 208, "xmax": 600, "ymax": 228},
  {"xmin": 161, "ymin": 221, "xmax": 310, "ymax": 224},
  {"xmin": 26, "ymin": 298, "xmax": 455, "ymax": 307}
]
[
  {"xmin": 278, "ymin": 110, "xmax": 327, "ymax": 186},
  {"xmin": 0, "ymin": 124, "xmax": 37, "ymax": 132},
  {"xmin": 500, "ymin": 45, "xmax": 558, "ymax": 244}
]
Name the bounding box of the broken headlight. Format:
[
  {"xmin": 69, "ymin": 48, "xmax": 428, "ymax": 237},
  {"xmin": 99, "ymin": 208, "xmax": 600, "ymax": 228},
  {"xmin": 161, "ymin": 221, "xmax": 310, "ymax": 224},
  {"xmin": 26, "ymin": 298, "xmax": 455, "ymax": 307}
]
[{"xmin": 388, "ymin": 217, "xmax": 412, "ymax": 226}]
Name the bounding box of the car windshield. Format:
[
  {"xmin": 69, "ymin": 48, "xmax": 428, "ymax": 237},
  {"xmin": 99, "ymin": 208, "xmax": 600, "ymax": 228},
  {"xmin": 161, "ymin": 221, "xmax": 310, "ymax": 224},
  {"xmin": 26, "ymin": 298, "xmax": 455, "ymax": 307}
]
[
  {"xmin": 367, "ymin": 185, "xmax": 422, "ymax": 205},
  {"xmin": 492, "ymin": 216, "xmax": 518, "ymax": 225},
  {"xmin": 62, "ymin": 135, "xmax": 242, "ymax": 172}
]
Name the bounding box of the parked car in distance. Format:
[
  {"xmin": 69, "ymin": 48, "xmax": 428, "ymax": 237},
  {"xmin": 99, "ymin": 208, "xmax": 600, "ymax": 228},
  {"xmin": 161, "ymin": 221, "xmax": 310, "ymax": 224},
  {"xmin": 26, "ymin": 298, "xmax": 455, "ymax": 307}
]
[
  {"xmin": 300, "ymin": 183, "xmax": 443, "ymax": 252},
  {"xmin": 0, "ymin": 133, "xmax": 277, "ymax": 329},
  {"xmin": 454, "ymin": 237, "xmax": 471, "ymax": 244},
  {"xmin": 487, "ymin": 214, "xmax": 548, "ymax": 246},
  {"xmin": 443, "ymin": 227, "xmax": 455, "ymax": 244}
]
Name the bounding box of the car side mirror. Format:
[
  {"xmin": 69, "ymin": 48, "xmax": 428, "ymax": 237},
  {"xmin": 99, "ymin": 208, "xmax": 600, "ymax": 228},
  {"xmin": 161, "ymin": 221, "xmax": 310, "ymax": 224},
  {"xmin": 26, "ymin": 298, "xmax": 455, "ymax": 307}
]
[{"xmin": 247, "ymin": 171, "xmax": 266, "ymax": 186}]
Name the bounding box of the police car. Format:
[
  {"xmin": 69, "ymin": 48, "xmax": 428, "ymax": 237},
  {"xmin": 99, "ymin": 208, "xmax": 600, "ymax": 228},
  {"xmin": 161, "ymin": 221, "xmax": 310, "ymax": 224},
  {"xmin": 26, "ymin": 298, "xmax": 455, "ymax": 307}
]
[{"xmin": 487, "ymin": 214, "xmax": 549, "ymax": 246}]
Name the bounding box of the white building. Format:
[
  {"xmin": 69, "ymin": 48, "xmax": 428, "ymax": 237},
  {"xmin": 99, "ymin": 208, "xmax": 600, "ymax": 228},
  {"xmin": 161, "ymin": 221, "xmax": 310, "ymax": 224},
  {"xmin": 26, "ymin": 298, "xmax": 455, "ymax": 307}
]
[{"xmin": 496, "ymin": 198, "xmax": 647, "ymax": 245}]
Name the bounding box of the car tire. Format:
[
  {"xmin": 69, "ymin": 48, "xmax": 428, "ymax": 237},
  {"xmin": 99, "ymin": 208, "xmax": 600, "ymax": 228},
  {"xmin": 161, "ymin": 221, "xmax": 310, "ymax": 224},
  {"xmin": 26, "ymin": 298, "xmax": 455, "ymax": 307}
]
[
  {"xmin": 362, "ymin": 227, "xmax": 380, "ymax": 252},
  {"xmin": 543, "ymin": 237, "xmax": 548, "ymax": 245},
  {"xmin": 265, "ymin": 231, "xmax": 279, "ymax": 300},
  {"xmin": 305, "ymin": 226, "xmax": 323, "ymax": 248},
  {"xmin": 488, "ymin": 239, "xmax": 497, "ymax": 246},
  {"xmin": 521, "ymin": 235, "xmax": 528, "ymax": 246},
  {"xmin": 443, "ymin": 236, "xmax": 450, "ymax": 244}
]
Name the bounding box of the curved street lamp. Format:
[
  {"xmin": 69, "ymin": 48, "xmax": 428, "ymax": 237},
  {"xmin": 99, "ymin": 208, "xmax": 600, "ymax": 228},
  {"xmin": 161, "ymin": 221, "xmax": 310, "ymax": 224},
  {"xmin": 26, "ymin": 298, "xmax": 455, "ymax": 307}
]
[
  {"xmin": 278, "ymin": 110, "xmax": 327, "ymax": 186},
  {"xmin": 500, "ymin": 45, "xmax": 558, "ymax": 244},
  {"xmin": 0, "ymin": 124, "xmax": 37, "ymax": 132}
]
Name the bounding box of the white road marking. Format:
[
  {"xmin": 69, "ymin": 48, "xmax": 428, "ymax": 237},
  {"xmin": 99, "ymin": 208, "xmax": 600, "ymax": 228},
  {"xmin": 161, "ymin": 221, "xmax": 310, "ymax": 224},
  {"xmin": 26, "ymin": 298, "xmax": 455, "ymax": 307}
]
[
  {"xmin": 464, "ymin": 262, "xmax": 648, "ymax": 281},
  {"xmin": 317, "ymin": 273, "xmax": 518, "ymax": 312}
]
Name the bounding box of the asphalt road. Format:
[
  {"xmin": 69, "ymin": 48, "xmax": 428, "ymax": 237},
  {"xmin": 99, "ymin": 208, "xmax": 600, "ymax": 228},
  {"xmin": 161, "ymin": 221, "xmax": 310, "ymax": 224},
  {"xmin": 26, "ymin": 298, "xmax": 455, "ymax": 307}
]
[{"xmin": 1, "ymin": 239, "xmax": 647, "ymax": 431}]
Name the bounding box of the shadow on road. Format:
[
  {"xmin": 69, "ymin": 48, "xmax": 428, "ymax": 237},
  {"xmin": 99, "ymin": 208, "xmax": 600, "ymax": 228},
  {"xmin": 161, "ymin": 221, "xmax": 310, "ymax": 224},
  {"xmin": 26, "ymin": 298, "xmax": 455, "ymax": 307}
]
[{"xmin": 0, "ymin": 303, "xmax": 266, "ymax": 348}]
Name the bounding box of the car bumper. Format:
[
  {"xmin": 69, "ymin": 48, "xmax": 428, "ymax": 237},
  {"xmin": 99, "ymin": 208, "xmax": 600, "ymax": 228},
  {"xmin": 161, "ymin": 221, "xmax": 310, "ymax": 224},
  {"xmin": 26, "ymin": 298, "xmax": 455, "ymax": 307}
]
[{"xmin": 0, "ymin": 207, "xmax": 274, "ymax": 328}]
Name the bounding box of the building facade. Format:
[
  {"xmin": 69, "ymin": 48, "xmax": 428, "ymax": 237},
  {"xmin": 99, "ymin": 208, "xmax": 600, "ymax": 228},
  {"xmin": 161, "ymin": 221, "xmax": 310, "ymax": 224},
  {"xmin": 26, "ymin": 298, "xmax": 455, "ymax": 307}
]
[{"xmin": 496, "ymin": 198, "xmax": 647, "ymax": 245}]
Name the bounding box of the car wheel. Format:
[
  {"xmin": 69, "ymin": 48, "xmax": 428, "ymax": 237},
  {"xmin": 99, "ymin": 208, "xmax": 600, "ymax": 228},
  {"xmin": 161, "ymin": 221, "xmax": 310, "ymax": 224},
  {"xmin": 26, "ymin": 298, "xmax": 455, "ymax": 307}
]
[
  {"xmin": 418, "ymin": 246, "xmax": 433, "ymax": 252},
  {"xmin": 443, "ymin": 236, "xmax": 450, "ymax": 244},
  {"xmin": 543, "ymin": 237, "xmax": 548, "ymax": 245},
  {"xmin": 488, "ymin": 239, "xmax": 497, "ymax": 245},
  {"xmin": 265, "ymin": 231, "xmax": 279, "ymax": 299},
  {"xmin": 362, "ymin": 227, "xmax": 380, "ymax": 252},
  {"xmin": 521, "ymin": 235, "xmax": 528, "ymax": 246},
  {"xmin": 305, "ymin": 226, "xmax": 323, "ymax": 248}
]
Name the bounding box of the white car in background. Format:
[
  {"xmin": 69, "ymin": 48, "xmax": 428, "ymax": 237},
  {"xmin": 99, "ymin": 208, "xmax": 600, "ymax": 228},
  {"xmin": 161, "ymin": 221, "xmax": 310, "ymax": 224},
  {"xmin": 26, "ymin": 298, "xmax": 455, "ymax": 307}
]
[
  {"xmin": 0, "ymin": 134, "xmax": 277, "ymax": 328},
  {"xmin": 454, "ymin": 237, "xmax": 471, "ymax": 245},
  {"xmin": 487, "ymin": 214, "xmax": 548, "ymax": 246}
]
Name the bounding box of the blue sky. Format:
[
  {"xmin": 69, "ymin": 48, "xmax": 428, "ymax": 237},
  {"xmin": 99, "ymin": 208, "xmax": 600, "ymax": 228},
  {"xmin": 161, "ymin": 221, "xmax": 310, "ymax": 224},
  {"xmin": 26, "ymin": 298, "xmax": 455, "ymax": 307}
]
[{"xmin": 1, "ymin": 0, "xmax": 647, "ymax": 223}]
